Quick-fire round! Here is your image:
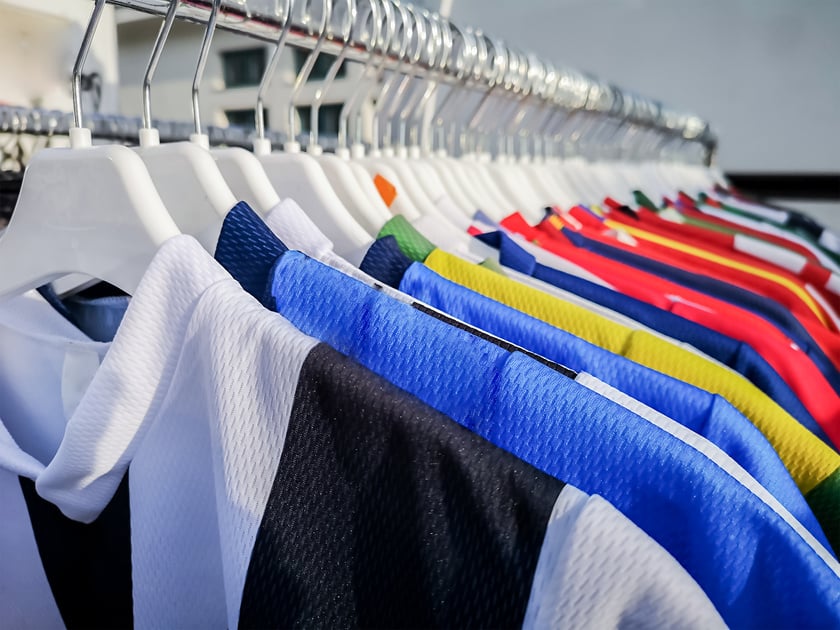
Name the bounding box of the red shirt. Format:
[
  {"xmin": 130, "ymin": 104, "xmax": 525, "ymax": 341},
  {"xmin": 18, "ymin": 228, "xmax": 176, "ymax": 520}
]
[
  {"xmin": 556, "ymin": 210, "xmax": 836, "ymax": 332},
  {"xmin": 497, "ymin": 212, "xmax": 840, "ymax": 435},
  {"xmin": 602, "ymin": 207, "xmax": 840, "ymax": 314}
]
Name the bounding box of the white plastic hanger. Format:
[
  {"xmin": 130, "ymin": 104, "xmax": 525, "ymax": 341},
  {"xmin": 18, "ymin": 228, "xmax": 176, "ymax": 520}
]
[
  {"xmin": 370, "ymin": 6, "xmax": 449, "ymax": 220},
  {"xmin": 251, "ymin": 0, "xmax": 373, "ymax": 259},
  {"xmin": 305, "ymin": 0, "xmax": 392, "ymax": 233},
  {"xmin": 134, "ymin": 0, "xmax": 236, "ymax": 253},
  {"xmin": 423, "ymin": 85, "xmax": 486, "ymax": 216},
  {"xmin": 518, "ymin": 62, "xmax": 580, "ymax": 209},
  {"xmin": 0, "ymin": 0, "xmax": 179, "ymax": 298},
  {"xmin": 399, "ymin": 13, "xmax": 472, "ymax": 219},
  {"xmin": 326, "ymin": 0, "xmax": 401, "ymax": 214},
  {"xmin": 469, "ymin": 46, "xmax": 546, "ymax": 221},
  {"xmin": 451, "ymin": 34, "xmax": 527, "ymax": 218}
]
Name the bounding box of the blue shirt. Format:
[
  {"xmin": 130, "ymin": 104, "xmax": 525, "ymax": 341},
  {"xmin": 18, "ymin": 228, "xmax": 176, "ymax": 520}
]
[
  {"xmin": 213, "ymin": 202, "xmax": 840, "ymax": 629},
  {"xmin": 474, "ymin": 230, "xmax": 829, "ymax": 443},
  {"xmin": 358, "ymin": 236, "xmax": 826, "ymax": 542}
]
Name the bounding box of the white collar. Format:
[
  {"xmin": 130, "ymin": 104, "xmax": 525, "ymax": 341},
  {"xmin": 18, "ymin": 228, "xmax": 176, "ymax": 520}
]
[{"xmin": 0, "ymin": 236, "xmax": 232, "ymax": 522}]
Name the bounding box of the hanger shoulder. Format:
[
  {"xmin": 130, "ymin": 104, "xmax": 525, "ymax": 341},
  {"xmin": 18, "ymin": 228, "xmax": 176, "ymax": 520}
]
[
  {"xmin": 0, "ymin": 145, "xmax": 179, "ymax": 298},
  {"xmin": 317, "ymin": 154, "xmax": 392, "ymax": 233},
  {"xmin": 136, "ymin": 141, "xmax": 236, "ymax": 252},
  {"xmin": 259, "ymin": 152, "xmax": 372, "ymax": 256},
  {"xmin": 213, "ymin": 147, "xmax": 280, "ymax": 215}
]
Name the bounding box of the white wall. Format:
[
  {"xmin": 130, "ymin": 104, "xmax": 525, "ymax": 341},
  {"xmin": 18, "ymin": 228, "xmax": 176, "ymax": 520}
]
[
  {"xmin": 0, "ymin": 1, "xmax": 118, "ymax": 114},
  {"xmin": 449, "ymin": 0, "xmax": 840, "ymax": 173}
]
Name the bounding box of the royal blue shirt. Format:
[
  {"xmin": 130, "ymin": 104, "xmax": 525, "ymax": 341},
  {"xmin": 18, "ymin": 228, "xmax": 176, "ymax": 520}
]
[{"xmin": 356, "ymin": 235, "xmax": 827, "ymax": 541}]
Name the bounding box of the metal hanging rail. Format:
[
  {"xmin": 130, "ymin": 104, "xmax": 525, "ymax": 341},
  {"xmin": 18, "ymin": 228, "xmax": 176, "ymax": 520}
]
[{"xmin": 105, "ymin": 0, "xmax": 718, "ymax": 156}]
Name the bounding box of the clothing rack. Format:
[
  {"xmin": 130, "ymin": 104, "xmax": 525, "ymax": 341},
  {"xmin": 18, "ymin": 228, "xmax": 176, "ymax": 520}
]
[
  {"xmin": 0, "ymin": 105, "xmax": 287, "ymax": 149},
  {"xmin": 102, "ymin": 0, "xmax": 717, "ymax": 161}
]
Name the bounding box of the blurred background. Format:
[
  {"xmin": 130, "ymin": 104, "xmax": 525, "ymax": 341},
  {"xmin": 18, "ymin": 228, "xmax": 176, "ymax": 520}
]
[{"xmin": 0, "ymin": 0, "xmax": 837, "ymax": 218}]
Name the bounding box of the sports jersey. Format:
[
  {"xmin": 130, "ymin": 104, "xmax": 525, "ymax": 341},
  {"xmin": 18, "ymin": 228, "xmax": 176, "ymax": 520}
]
[
  {"xmin": 679, "ymin": 193, "xmax": 840, "ymax": 271},
  {"xmin": 358, "ymin": 231, "xmax": 822, "ymax": 522},
  {"xmin": 214, "ymin": 204, "xmax": 840, "ymax": 627},
  {"xmin": 505, "ymin": 214, "xmax": 840, "ymax": 428},
  {"xmin": 625, "ymin": 202, "xmax": 840, "ymax": 326},
  {"xmin": 551, "ymin": 220, "xmax": 840, "ymax": 387},
  {"xmin": 416, "ymin": 214, "xmax": 722, "ymax": 346},
  {"xmin": 707, "ymin": 189, "xmax": 840, "ymax": 246},
  {"xmin": 0, "ymin": 291, "xmax": 124, "ymax": 628},
  {"xmin": 558, "ymin": 210, "xmax": 836, "ymax": 330},
  {"xmin": 382, "ymin": 216, "xmax": 840, "ymax": 487},
  {"xmin": 606, "ymin": 217, "xmax": 839, "ymax": 326},
  {"xmin": 1, "ymin": 236, "xmax": 724, "ymax": 628},
  {"xmin": 396, "ymin": 258, "xmax": 829, "ymax": 544},
  {"xmin": 397, "ymin": 239, "xmax": 840, "ymax": 547},
  {"xmin": 471, "ymin": 228, "xmax": 825, "ymax": 439},
  {"xmin": 640, "ymin": 191, "xmax": 840, "ymax": 271},
  {"xmin": 415, "ymin": 212, "xmax": 826, "ymax": 438},
  {"xmin": 615, "ymin": 197, "xmax": 836, "ymax": 273},
  {"xmin": 673, "ymin": 200, "xmax": 840, "ymax": 275}
]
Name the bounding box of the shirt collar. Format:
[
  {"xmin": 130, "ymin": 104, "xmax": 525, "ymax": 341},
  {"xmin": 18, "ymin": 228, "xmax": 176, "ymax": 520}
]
[{"xmin": 215, "ymin": 201, "xmax": 288, "ymax": 309}]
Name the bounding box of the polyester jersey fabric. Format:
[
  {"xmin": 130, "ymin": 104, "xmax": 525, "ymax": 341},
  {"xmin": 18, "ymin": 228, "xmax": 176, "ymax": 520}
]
[
  {"xmin": 537, "ymin": 215, "xmax": 840, "ymax": 388},
  {"xmin": 394, "ymin": 257, "xmax": 828, "ymax": 544},
  {"xmin": 379, "ymin": 216, "xmax": 840, "ymax": 550},
  {"xmin": 382, "ymin": 216, "xmax": 840, "ymax": 491},
  {"xmin": 592, "ymin": 211, "xmax": 837, "ymax": 328},
  {"xmin": 359, "ymin": 233, "xmax": 824, "ymax": 536},
  {"xmin": 472, "ymin": 228, "xmax": 824, "ymax": 438},
  {"xmin": 214, "ymin": 203, "xmax": 840, "ymax": 628},
  {"xmin": 502, "ymin": 214, "xmax": 840, "ymax": 439},
  {"xmin": 0, "ymin": 292, "xmax": 125, "ymax": 629},
  {"xmin": 537, "ymin": 213, "xmax": 840, "ymax": 427},
  {"xmin": 2, "ymin": 235, "xmax": 725, "ymax": 629},
  {"xmin": 603, "ymin": 203, "xmax": 840, "ymax": 309}
]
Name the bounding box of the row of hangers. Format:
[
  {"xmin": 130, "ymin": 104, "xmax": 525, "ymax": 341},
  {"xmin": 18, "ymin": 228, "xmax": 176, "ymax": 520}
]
[{"xmin": 0, "ymin": 0, "xmax": 721, "ymax": 301}]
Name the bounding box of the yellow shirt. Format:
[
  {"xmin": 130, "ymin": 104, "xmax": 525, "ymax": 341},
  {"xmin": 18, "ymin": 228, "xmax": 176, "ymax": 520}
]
[{"xmin": 424, "ymin": 248, "xmax": 840, "ymax": 495}]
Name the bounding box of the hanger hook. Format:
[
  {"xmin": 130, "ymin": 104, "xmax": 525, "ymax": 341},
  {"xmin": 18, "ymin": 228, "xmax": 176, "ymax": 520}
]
[
  {"xmin": 309, "ymin": 0, "xmax": 356, "ymax": 149},
  {"xmin": 287, "ymin": 0, "xmax": 332, "ymax": 145},
  {"xmin": 429, "ymin": 23, "xmax": 476, "ymax": 154},
  {"xmin": 405, "ymin": 11, "xmax": 451, "ymax": 149},
  {"xmin": 460, "ymin": 32, "xmax": 506, "ymax": 155},
  {"xmin": 255, "ymin": 0, "xmax": 293, "ymax": 147},
  {"xmin": 384, "ymin": 4, "xmax": 426, "ymax": 149},
  {"xmin": 72, "ymin": 0, "xmax": 108, "ymax": 131},
  {"xmin": 191, "ymin": 0, "xmax": 222, "ymax": 139},
  {"xmin": 142, "ymin": 0, "xmax": 180, "ymax": 131},
  {"xmin": 338, "ymin": 0, "xmax": 393, "ymax": 150},
  {"xmin": 370, "ymin": 1, "xmax": 413, "ymax": 152}
]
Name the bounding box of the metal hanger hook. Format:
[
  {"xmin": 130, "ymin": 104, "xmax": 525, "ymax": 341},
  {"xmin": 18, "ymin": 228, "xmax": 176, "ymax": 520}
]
[
  {"xmin": 72, "ymin": 0, "xmax": 109, "ymax": 130},
  {"xmin": 191, "ymin": 0, "xmax": 222, "ymax": 137},
  {"xmin": 339, "ymin": 0, "xmax": 395, "ymax": 148},
  {"xmin": 255, "ymin": 0, "xmax": 293, "ymax": 143},
  {"xmin": 287, "ymin": 0, "xmax": 332, "ymax": 142},
  {"xmin": 309, "ymin": 0, "xmax": 357, "ymax": 148},
  {"xmin": 142, "ymin": 0, "xmax": 180, "ymax": 131}
]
